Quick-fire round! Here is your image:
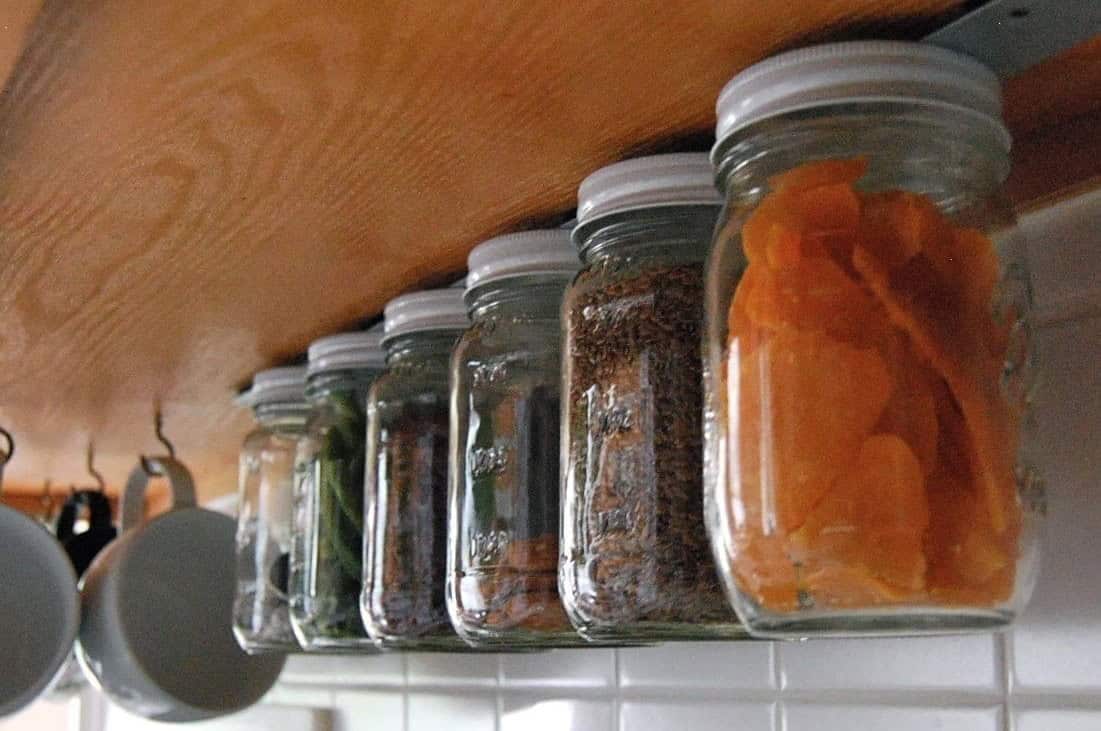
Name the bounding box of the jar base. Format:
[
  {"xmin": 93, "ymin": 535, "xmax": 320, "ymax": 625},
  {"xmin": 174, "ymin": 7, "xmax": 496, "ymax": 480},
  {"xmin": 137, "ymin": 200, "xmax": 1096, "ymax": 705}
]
[
  {"xmin": 292, "ymin": 630, "xmax": 378, "ymax": 653},
  {"xmin": 742, "ymin": 607, "xmax": 1014, "ymax": 640},
  {"xmin": 236, "ymin": 638, "xmax": 300, "ymax": 655},
  {"xmin": 455, "ymin": 627, "xmax": 601, "ymax": 650},
  {"xmin": 575, "ymin": 620, "xmax": 749, "ymax": 644},
  {"xmin": 296, "ymin": 642, "xmax": 380, "ymax": 654},
  {"xmin": 374, "ymin": 635, "xmax": 504, "ymax": 653}
]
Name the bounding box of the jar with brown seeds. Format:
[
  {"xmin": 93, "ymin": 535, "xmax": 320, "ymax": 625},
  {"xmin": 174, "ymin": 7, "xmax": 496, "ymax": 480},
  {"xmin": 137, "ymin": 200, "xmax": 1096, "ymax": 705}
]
[
  {"xmin": 361, "ymin": 288, "xmax": 473, "ymax": 651},
  {"xmin": 561, "ymin": 154, "xmax": 746, "ymax": 642}
]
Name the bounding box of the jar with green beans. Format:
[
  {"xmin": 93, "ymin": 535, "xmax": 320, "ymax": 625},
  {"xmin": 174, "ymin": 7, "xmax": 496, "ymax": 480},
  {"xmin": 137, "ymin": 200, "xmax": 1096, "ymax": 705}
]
[{"xmin": 289, "ymin": 330, "xmax": 385, "ymax": 652}]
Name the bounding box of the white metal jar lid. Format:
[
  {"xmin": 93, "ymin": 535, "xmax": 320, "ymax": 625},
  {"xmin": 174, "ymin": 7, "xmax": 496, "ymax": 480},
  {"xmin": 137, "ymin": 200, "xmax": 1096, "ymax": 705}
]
[
  {"xmin": 575, "ymin": 153, "xmax": 722, "ymax": 230},
  {"xmin": 383, "ymin": 287, "xmax": 469, "ymax": 341},
  {"xmin": 307, "ymin": 326, "xmax": 385, "ymax": 377},
  {"xmin": 713, "ymin": 40, "xmax": 1009, "ymax": 153},
  {"xmin": 237, "ymin": 366, "xmax": 307, "ymax": 407},
  {"xmin": 465, "ymin": 229, "xmax": 580, "ymax": 293}
]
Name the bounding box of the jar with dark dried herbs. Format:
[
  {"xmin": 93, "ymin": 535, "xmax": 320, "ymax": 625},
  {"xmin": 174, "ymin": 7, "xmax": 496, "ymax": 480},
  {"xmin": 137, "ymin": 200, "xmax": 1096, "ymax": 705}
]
[
  {"xmin": 235, "ymin": 367, "xmax": 310, "ymax": 653},
  {"xmin": 447, "ymin": 230, "xmax": 586, "ymax": 648},
  {"xmin": 289, "ymin": 331, "xmax": 384, "ymax": 652},
  {"xmin": 361, "ymin": 288, "xmax": 472, "ymax": 650},
  {"xmin": 561, "ymin": 154, "xmax": 745, "ymax": 641}
]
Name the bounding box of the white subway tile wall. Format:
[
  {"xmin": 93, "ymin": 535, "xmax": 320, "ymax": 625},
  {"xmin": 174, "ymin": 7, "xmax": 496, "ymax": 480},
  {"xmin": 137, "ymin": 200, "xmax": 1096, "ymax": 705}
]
[
  {"xmin": 331, "ymin": 690, "xmax": 405, "ymax": 731},
  {"xmin": 501, "ymin": 696, "xmax": 614, "ymax": 731},
  {"xmin": 405, "ymin": 693, "xmax": 497, "ymax": 731},
  {"xmin": 405, "ymin": 652, "xmax": 499, "ymax": 687},
  {"xmin": 777, "ymin": 635, "xmax": 1000, "ymax": 692},
  {"xmin": 500, "ymin": 649, "xmax": 616, "ymax": 689},
  {"xmin": 618, "ymin": 642, "xmax": 775, "ymax": 691},
  {"xmin": 95, "ymin": 190, "xmax": 1101, "ymax": 731},
  {"xmin": 783, "ymin": 703, "xmax": 1003, "ymax": 731}
]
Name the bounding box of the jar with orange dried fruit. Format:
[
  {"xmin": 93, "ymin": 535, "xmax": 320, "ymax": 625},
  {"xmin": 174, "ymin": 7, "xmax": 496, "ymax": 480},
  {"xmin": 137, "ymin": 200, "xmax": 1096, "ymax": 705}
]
[{"xmin": 703, "ymin": 41, "xmax": 1043, "ymax": 638}]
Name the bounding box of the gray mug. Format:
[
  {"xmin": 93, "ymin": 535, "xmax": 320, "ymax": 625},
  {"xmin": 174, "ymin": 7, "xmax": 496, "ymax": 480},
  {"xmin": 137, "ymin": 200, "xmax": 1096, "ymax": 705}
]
[{"xmin": 76, "ymin": 456, "xmax": 284, "ymax": 721}]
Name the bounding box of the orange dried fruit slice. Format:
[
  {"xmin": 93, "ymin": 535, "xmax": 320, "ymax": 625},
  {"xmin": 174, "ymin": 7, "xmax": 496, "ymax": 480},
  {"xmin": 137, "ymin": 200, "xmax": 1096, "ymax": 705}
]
[
  {"xmin": 734, "ymin": 329, "xmax": 893, "ymax": 534},
  {"xmin": 743, "ymin": 184, "xmax": 861, "ymax": 266},
  {"xmin": 801, "ymin": 563, "xmax": 920, "ymax": 608},
  {"xmin": 727, "ymin": 267, "xmax": 766, "ymax": 357},
  {"xmin": 853, "ymin": 241, "xmax": 1017, "ymax": 535},
  {"xmin": 742, "ymin": 195, "xmax": 804, "ymax": 265},
  {"xmin": 765, "ymin": 225, "xmax": 804, "ymax": 269},
  {"xmin": 875, "ymin": 333, "xmax": 941, "ymax": 476},
  {"xmin": 951, "ymin": 227, "xmax": 1000, "ymax": 315},
  {"xmin": 845, "ymin": 434, "xmax": 929, "ymax": 531},
  {"xmin": 726, "ymin": 337, "xmax": 799, "ymax": 611},
  {"xmin": 797, "ymin": 183, "xmax": 862, "ymax": 233},
  {"xmin": 742, "ymin": 255, "xmax": 887, "ymax": 348},
  {"xmin": 789, "ymin": 435, "xmax": 929, "ymax": 601},
  {"xmin": 925, "ymin": 472, "xmax": 1016, "ymax": 605},
  {"xmin": 860, "ymin": 191, "xmax": 954, "ymax": 271},
  {"xmin": 730, "ymin": 530, "xmax": 800, "ymax": 612},
  {"xmin": 768, "ymin": 158, "xmax": 869, "ymax": 193}
]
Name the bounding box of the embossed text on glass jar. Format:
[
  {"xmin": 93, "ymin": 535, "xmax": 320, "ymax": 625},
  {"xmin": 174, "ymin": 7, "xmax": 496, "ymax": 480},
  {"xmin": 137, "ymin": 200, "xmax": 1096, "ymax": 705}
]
[{"xmin": 449, "ymin": 273, "xmax": 584, "ymax": 647}]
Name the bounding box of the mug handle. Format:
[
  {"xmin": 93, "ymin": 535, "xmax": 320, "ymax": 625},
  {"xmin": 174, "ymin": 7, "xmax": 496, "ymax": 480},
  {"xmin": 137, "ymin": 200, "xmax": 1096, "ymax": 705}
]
[
  {"xmin": 120, "ymin": 456, "xmax": 197, "ymax": 532},
  {"xmin": 85, "ymin": 490, "xmax": 114, "ymax": 530},
  {"xmin": 56, "ymin": 493, "xmax": 81, "ymax": 542},
  {"xmin": 56, "ymin": 490, "xmax": 114, "ymax": 540}
]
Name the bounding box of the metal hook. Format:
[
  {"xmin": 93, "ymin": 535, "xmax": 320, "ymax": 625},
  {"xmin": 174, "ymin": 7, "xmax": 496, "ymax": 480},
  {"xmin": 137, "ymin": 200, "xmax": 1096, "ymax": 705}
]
[
  {"xmin": 86, "ymin": 442, "xmax": 106, "ymax": 492},
  {"xmin": 154, "ymin": 410, "xmax": 175, "ymax": 458},
  {"xmin": 0, "ymin": 426, "xmax": 13, "ymax": 466},
  {"xmin": 141, "ymin": 410, "xmax": 176, "ymax": 476},
  {"xmin": 0, "ymin": 427, "xmax": 13, "ymax": 495},
  {"xmin": 39, "ymin": 479, "xmax": 54, "ymax": 521}
]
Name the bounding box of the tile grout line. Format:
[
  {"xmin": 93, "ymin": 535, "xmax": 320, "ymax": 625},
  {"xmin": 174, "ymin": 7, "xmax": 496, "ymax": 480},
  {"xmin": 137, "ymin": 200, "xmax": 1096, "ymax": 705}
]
[
  {"xmin": 1001, "ymin": 631, "xmax": 1015, "ymax": 731},
  {"xmin": 772, "ymin": 641, "xmax": 784, "ymax": 694},
  {"xmin": 773, "ymin": 640, "xmax": 784, "ymax": 731},
  {"xmin": 612, "ymin": 648, "xmax": 622, "ymax": 731},
  {"xmin": 495, "ymin": 655, "xmax": 504, "ymax": 731},
  {"xmin": 402, "ymin": 654, "xmax": 410, "ymax": 731}
]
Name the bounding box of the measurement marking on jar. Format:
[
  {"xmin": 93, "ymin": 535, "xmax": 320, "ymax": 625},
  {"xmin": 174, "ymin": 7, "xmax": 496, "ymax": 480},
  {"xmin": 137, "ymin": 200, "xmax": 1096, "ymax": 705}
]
[
  {"xmin": 469, "ymin": 529, "xmax": 512, "ymax": 565},
  {"xmin": 471, "ymin": 359, "xmax": 509, "ymax": 387},
  {"xmin": 470, "ymin": 443, "xmax": 510, "ymax": 477},
  {"xmin": 581, "ymin": 292, "xmax": 655, "ymax": 329}
]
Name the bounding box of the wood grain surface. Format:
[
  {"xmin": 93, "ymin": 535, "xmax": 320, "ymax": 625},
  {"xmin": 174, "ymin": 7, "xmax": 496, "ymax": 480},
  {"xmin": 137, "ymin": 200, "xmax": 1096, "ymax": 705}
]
[
  {"xmin": 0, "ymin": 1, "xmax": 1096, "ymax": 501},
  {"xmin": 0, "ymin": 0, "xmax": 40, "ymax": 93}
]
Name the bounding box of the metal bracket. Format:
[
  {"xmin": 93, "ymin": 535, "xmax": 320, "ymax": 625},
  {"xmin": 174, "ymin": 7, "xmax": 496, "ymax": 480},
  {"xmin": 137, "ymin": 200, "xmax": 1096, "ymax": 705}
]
[{"xmin": 925, "ymin": 0, "xmax": 1101, "ymax": 77}]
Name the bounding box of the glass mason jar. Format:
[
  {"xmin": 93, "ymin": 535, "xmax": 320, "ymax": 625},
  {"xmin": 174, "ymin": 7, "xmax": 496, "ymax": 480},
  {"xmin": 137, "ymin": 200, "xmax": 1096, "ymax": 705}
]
[
  {"xmin": 561, "ymin": 154, "xmax": 745, "ymax": 642},
  {"xmin": 448, "ymin": 230, "xmax": 586, "ymax": 648},
  {"xmin": 289, "ymin": 331, "xmax": 385, "ymax": 652},
  {"xmin": 362, "ymin": 288, "xmax": 471, "ymax": 650},
  {"xmin": 704, "ymin": 42, "xmax": 1043, "ymax": 638},
  {"xmin": 235, "ymin": 367, "xmax": 309, "ymax": 653}
]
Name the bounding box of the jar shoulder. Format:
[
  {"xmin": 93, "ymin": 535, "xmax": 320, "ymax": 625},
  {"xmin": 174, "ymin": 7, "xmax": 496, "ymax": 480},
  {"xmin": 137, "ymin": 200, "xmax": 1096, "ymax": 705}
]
[
  {"xmin": 368, "ymin": 370, "xmax": 450, "ymax": 424},
  {"xmin": 454, "ymin": 321, "xmax": 561, "ymax": 382},
  {"xmin": 242, "ymin": 427, "xmax": 303, "ymax": 455}
]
